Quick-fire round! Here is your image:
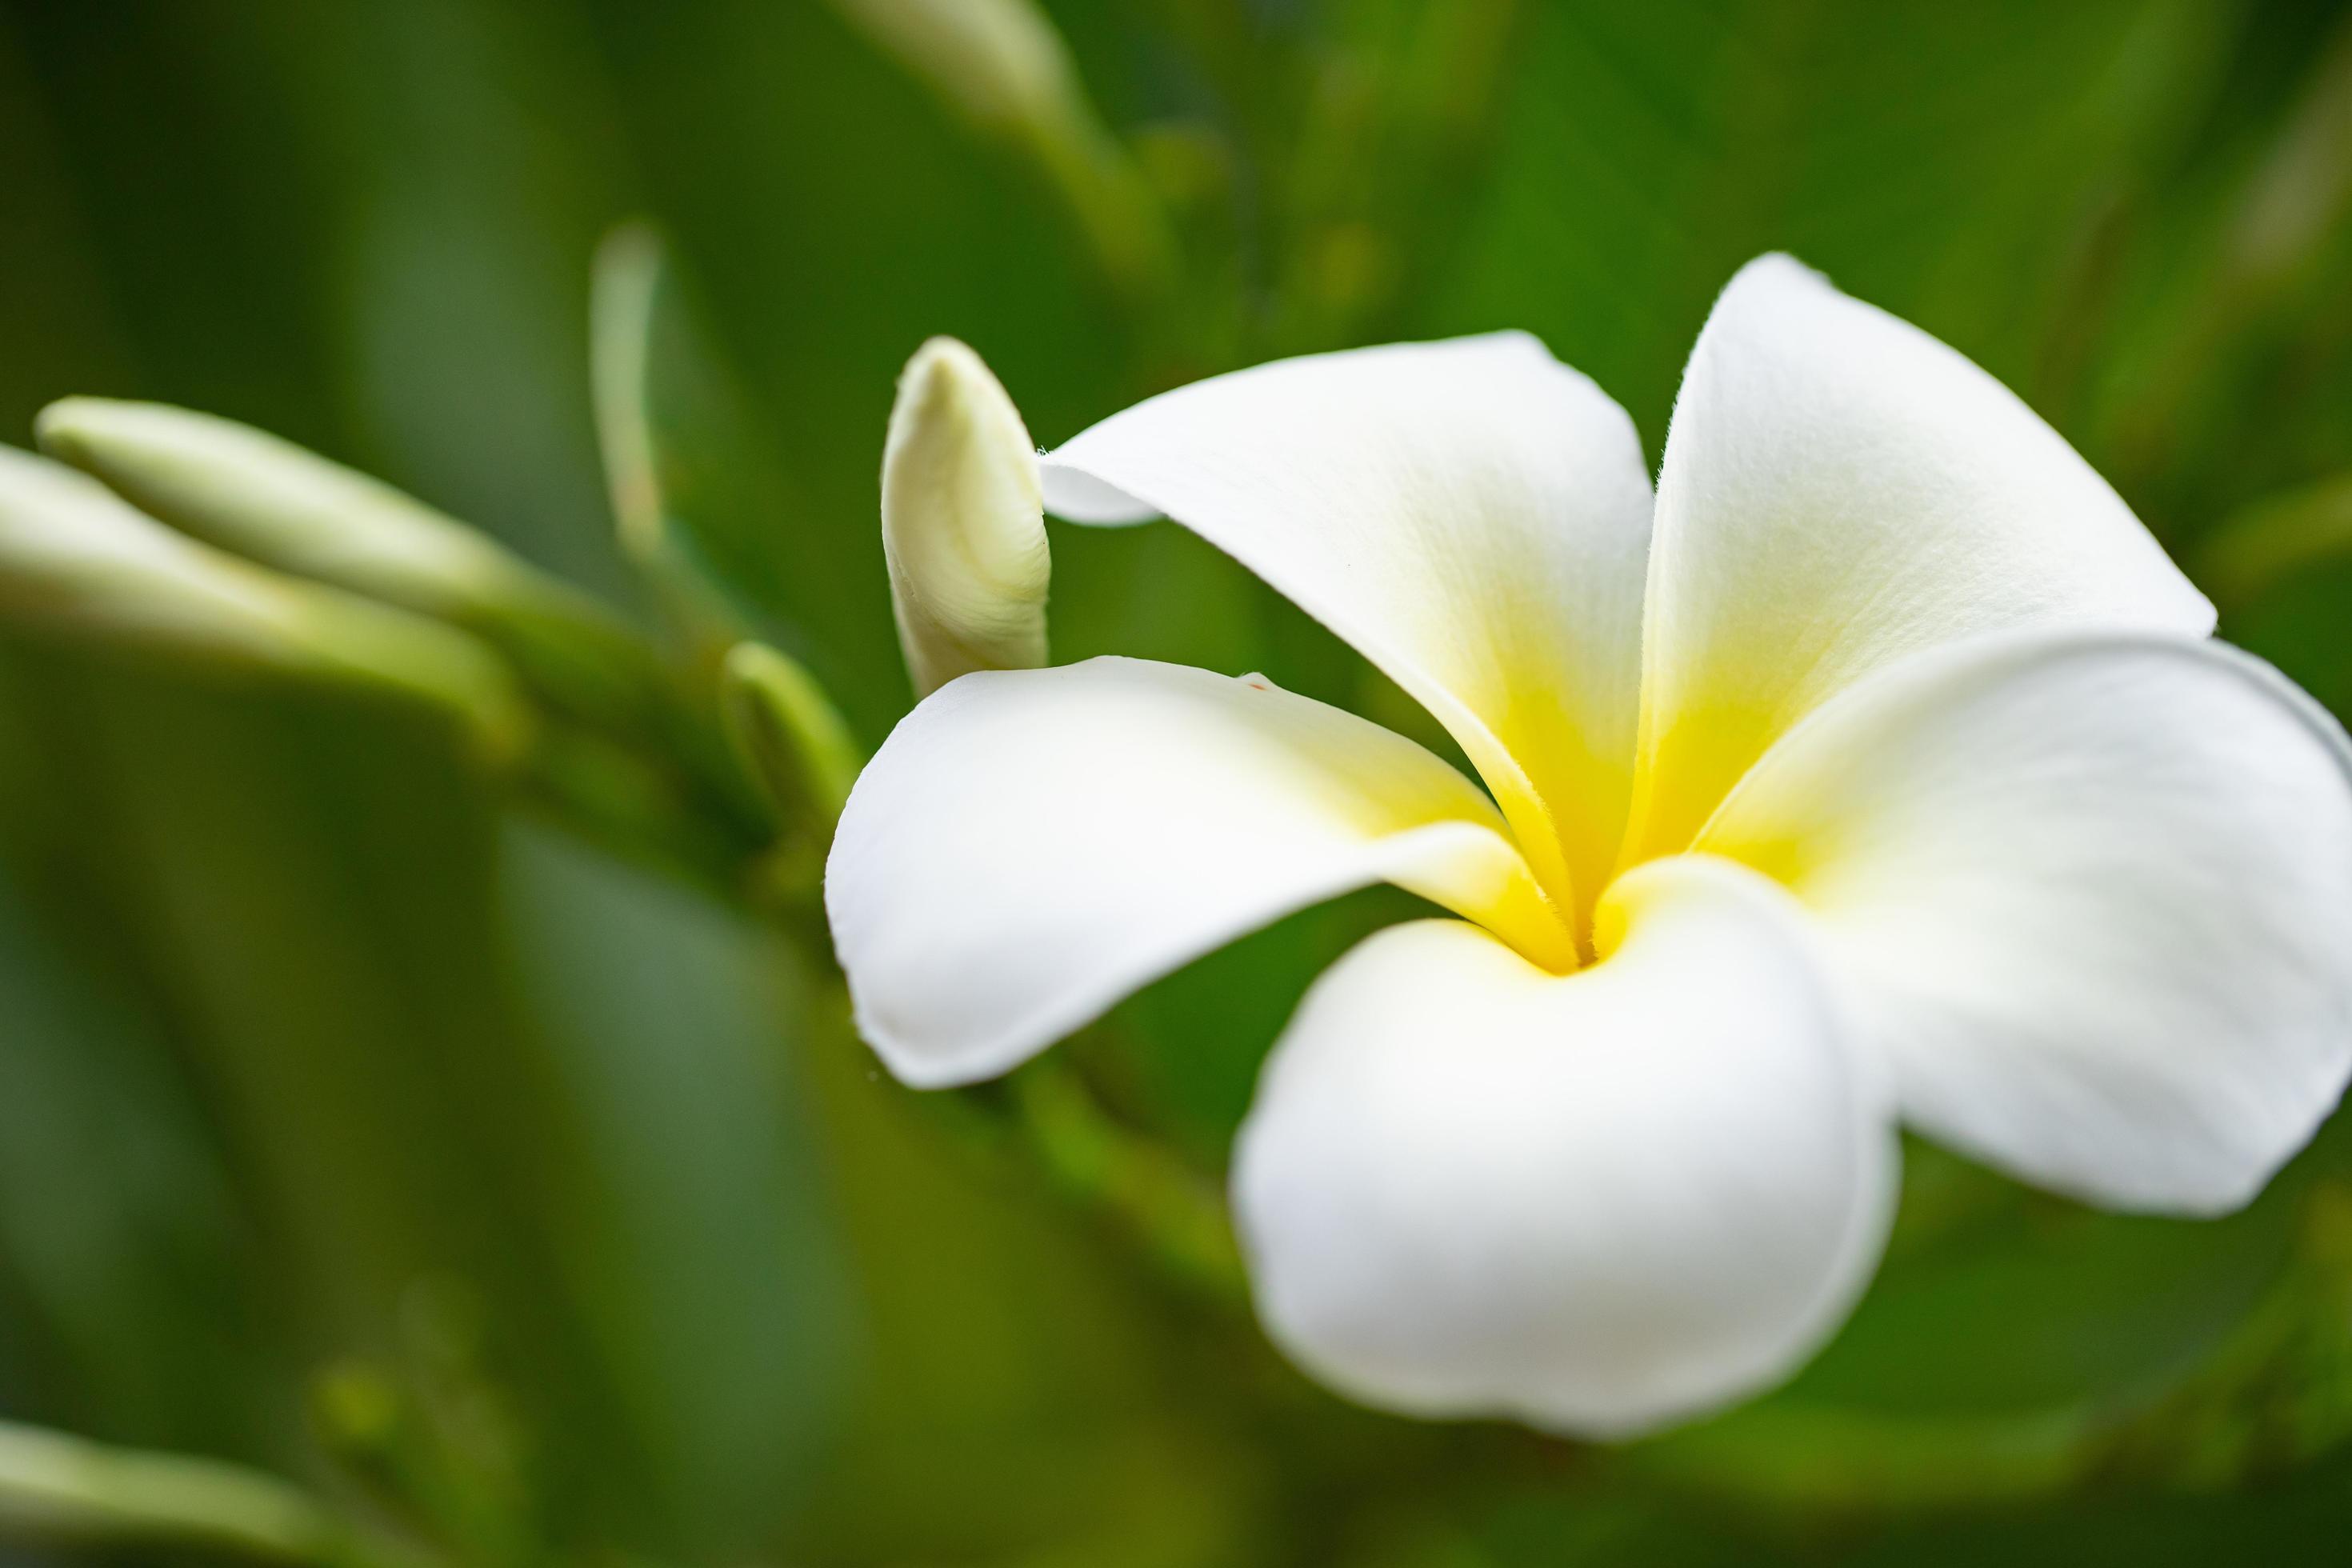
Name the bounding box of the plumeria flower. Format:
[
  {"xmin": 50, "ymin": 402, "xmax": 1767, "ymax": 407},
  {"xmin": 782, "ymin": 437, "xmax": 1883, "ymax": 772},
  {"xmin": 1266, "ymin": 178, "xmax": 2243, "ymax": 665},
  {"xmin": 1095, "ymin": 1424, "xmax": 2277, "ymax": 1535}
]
[{"xmin": 827, "ymin": 261, "xmax": 2352, "ymax": 1436}]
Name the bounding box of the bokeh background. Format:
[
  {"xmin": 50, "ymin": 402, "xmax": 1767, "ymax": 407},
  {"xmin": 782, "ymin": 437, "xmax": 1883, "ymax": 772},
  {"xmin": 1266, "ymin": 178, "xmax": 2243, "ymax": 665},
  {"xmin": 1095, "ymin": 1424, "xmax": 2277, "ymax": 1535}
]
[{"xmin": 3, "ymin": 1, "xmax": 2352, "ymax": 1562}]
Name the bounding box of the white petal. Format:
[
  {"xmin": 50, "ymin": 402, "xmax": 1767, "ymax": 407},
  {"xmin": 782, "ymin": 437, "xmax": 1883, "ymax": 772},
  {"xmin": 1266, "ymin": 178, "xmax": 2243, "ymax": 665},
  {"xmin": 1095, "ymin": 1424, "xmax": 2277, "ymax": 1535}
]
[
  {"xmin": 1233, "ymin": 854, "xmax": 1895, "ymax": 1437},
  {"xmin": 1698, "ymin": 630, "xmax": 2352, "ymax": 1214},
  {"xmin": 825, "ymin": 656, "xmax": 1573, "ymax": 1088},
  {"xmin": 1040, "ymin": 334, "xmax": 1652, "ymax": 919},
  {"xmin": 1628, "ymin": 255, "xmax": 2214, "ymax": 861},
  {"xmin": 882, "ymin": 338, "xmax": 1050, "ymax": 697}
]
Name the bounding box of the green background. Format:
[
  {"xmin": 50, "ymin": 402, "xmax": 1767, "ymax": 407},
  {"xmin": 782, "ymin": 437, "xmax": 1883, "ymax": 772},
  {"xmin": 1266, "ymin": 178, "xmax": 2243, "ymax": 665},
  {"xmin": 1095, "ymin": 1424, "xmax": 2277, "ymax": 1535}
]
[{"xmin": 2, "ymin": 0, "xmax": 2352, "ymax": 1562}]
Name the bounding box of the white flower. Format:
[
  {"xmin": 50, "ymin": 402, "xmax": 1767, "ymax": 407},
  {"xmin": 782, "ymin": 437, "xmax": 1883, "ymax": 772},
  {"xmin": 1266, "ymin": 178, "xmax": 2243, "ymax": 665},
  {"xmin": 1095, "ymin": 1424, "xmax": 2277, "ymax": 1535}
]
[{"xmin": 825, "ymin": 257, "xmax": 2352, "ymax": 1436}]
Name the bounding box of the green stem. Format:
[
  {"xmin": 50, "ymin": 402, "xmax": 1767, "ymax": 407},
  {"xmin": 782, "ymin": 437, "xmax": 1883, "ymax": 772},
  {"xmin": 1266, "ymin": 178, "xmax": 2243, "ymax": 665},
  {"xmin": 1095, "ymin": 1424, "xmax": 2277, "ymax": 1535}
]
[
  {"xmin": 1009, "ymin": 1054, "xmax": 1248, "ymax": 1303},
  {"xmin": 518, "ymin": 722, "xmax": 766, "ymax": 902}
]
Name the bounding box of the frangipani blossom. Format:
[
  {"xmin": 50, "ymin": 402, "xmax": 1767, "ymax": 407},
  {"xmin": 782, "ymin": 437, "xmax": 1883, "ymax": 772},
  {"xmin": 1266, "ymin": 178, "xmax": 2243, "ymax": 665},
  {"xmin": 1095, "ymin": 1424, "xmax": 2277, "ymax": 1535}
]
[{"xmin": 826, "ymin": 256, "xmax": 2352, "ymax": 1436}]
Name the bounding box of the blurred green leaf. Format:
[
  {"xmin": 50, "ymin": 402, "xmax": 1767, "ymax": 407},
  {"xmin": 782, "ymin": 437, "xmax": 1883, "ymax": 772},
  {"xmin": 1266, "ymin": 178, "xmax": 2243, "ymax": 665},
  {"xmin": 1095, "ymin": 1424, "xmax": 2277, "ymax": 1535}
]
[
  {"xmin": 494, "ymin": 822, "xmax": 852, "ymax": 1557},
  {"xmin": 2197, "ymin": 472, "xmax": 2352, "ymax": 611}
]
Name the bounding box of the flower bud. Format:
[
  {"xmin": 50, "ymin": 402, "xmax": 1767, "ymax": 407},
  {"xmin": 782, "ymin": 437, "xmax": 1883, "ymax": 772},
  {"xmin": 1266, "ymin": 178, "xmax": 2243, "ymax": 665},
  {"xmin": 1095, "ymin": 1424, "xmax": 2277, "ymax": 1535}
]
[
  {"xmin": 0, "ymin": 446, "xmax": 531, "ymax": 766},
  {"xmin": 881, "ymin": 338, "xmax": 1050, "ymax": 697},
  {"xmin": 831, "ymin": 0, "xmax": 1074, "ymax": 142},
  {"xmin": 719, "ymin": 641, "xmax": 862, "ymax": 829},
  {"xmin": 35, "ymin": 398, "xmax": 656, "ymax": 729},
  {"xmin": 0, "ymin": 1417, "xmax": 336, "ymax": 1559}
]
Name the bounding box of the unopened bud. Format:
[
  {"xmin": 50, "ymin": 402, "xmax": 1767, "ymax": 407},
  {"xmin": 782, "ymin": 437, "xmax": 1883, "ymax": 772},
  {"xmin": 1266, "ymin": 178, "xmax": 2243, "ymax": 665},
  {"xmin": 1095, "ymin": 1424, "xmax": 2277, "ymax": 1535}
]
[
  {"xmin": 719, "ymin": 641, "xmax": 862, "ymax": 829},
  {"xmin": 832, "ymin": 0, "xmax": 1074, "ymax": 141},
  {"xmin": 36, "ymin": 398, "xmax": 655, "ymax": 730},
  {"xmin": 0, "ymin": 1418, "xmax": 335, "ymax": 1558},
  {"xmin": 882, "ymin": 338, "xmax": 1050, "ymax": 698},
  {"xmin": 0, "ymin": 446, "xmax": 530, "ymax": 766}
]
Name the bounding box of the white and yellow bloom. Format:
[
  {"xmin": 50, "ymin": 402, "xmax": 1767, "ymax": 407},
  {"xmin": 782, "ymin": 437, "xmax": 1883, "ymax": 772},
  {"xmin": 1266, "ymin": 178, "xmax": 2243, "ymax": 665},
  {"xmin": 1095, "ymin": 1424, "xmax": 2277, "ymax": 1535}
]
[{"xmin": 826, "ymin": 257, "xmax": 2352, "ymax": 1436}]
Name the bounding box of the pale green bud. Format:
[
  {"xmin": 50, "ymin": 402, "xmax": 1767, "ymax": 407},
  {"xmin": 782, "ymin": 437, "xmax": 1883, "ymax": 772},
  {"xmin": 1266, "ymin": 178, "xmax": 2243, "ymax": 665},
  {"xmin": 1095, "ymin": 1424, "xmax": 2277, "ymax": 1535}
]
[
  {"xmin": 719, "ymin": 641, "xmax": 862, "ymax": 829},
  {"xmin": 831, "ymin": 0, "xmax": 1074, "ymax": 141},
  {"xmin": 35, "ymin": 398, "xmax": 658, "ymax": 730},
  {"xmin": 0, "ymin": 1417, "xmax": 337, "ymax": 1560},
  {"xmin": 881, "ymin": 338, "xmax": 1050, "ymax": 698},
  {"xmin": 0, "ymin": 446, "xmax": 531, "ymax": 766}
]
